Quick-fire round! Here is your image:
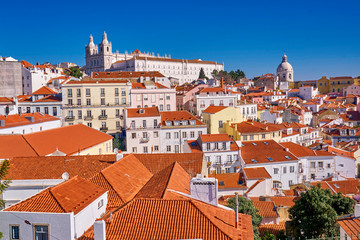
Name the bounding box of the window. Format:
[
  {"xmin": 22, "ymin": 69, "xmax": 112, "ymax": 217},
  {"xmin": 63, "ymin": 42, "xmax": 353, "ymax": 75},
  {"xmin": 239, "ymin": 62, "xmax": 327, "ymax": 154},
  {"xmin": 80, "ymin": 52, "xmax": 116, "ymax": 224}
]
[
  {"xmin": 182, "ymin": 132, "xmax": 187, "ymax": 138},
  {"xmin": 87, "ymin": 122, "xmax": 92, "ymax": 127},
  {"xmin": 219, "ymin": 120, "xmax": 223, "ymax": 128},
  {"xmin": 207, "ymin": 143, "xmax": 211, "ymax": 151},
  {"xmin": 136, "ymin": 95, "xmax": 141, "ymax": 101},
  {"xmin": 216, "ymin": 168, "xmax": 222, "ymax": 174},
  {"xmin": 132, "ymin": 133, "xmax": 136, "ymax": 139},
  {"xmin": 274, "ymin": 168, "xmax": 279, "ymax": 174},
  {"xmin": 100, "ymin": 88, "xmax": 105, "ymax": 96},
  {"xmin": 121, "ymin": 88, "xmax": 126, "ymax": 96},
  {"xmin": 234, "ymin": 155, "xmax": 239, "ymax": 161},
  {"xmin": 198, "ymin": 131, "xmax": 203, "ymax": 137},
  {"xmin": 250, "ymin": 135, "xmax": 254, "ymax": 140},
  {"xmin": 78, "ymin": 110, "xmax": 82, "ymax": 119},
  {"xmin": 289, "ymin": 180, "xmax": 293, "ymax": 186},
  {"xmin": 216, "ymin": 156, "xmax": 221, "ymax": 164},
  {"xmin": 115, "ymin": 98, "xmax": 119, "ymax": 105},
  {"xmin": 76, "ymin": 88, "xmax": 81, "ymax": 97},
  {"xmin": 34, "ymin": 225, "xmax": 49, "ymax": 240},
  {"xmin": 310, "ymin": 162, "xmax": 316, "ymax": 168},
  {"xmin": 262, "ymin": 134, "xmax": 265, "ymax": 139},
  {"xmin": 101, "ymin": 109, "xmax": 106, "ymax": 117},
  {"xmin": 101, "ymin": 98, "xmax": 105, "ymax": 106},
  {"xmin": 154, "ymin": 131, "xmax": 159, "ymax": 137},
  {"xmin": 166, "ymin": 145, "xmax": 171, "ymax": 152},
  {"xmin": 174, "ymin": 132, "xmax": 179, "ymax": 138},
  {"xmin": 87, "ymin": 110, "xmax": 92, "ymax": 117},
  {"xmin": 318, "ymin": 162, "xmax": 324, "ymax": 168},
  {"xmin": 98, "ymin": 199, "xmax": 104, "ymax": 209},
  {"xmin": 36, "ymin": 107, "xmax": 41, "ymax": 112},
  {"xmin": 132, "ymin": 147, "xmax": 137, "ymax": 153},
  {"xmin": 77, "ymin": 99, "xmax": 81, "ymax": 106},
  {"xmin": 273, "ymin": 181, "xmax": 281, "ymax": 189},
  {"xmin": 116, "ymin": 121, "xmax": 120, "ymax": 128},
  {"xmin": 86, "ymin": 98, "xmax": 91, "ymax": 106},
  {"xmin": 290, "ymin": 166, "xmax": 295, "ymax": 173},
  {"xmin": 68, "ymin": 110, "xmax": 73, "ymax": 117},
  {"xmin": 115, "ymin": 88, "xmax": 119, "ymax": 96},
  {"xmin": 190, "ymin": 131, "xmax": 195, "ymax": 138},
  {"xmin": 86, "ymin": 88, "xmax": 91, "ymax": 96},
  {"xmin": 154, "ymin": 146, "xmax": 159, "ymax": 151},
  {"xmin": 160, "ymin": 95, "xmax": 164, "ymax": 100},
  {"xmin": 68, "ymin": 99, "xmax": 73, "ymax": 105},
  {"xmin": 166, "ymin": 132, "xmax": 171, "ymax": 139},
  {"xmin": 283, "ymin": 167, "xmax": 287, "ymax": 174},
  {"xmin": 144, "ymin": 94, "xmax": 148, "ymax": 100},
  {"xmin": 227, "ymin": 155, "xmax": 232, "ymax": 162},
  {"xmin": 44, "ymin": 107, "xmax": 48, "ymax": 114},
  {"xmin": 143, "ymin": 132, "xmax": 148, "ymax": 138},
  {"xmin": 243, "ymin": 135, "xmax": 247, "ymax": 141},
  {"xmin": 166, "ymin": 94, "xmax": 170, "ymax": 100},
  {"xmin": 10, "ymin": 225, "xmax": 19, "ymax": 240},
  {"xmin": 142, "ymin": 120, "xmax": 146, "ymax": 128},
  {"xmin": 160, "ymin": 105, "xmax": 163, "ymax": 111},
  {"xmin": 311, "ymin": 173, "xmax": 315, "ymax": 180},
  {"xmin": 225, "ymin": 168, "xmax": 230, "ymax": 173},
  {"xmin": 143, "ymin": 146, "xmax": 148, "ymax": 153},
  {"xmin": 327, "ymin": 163, "xmax": 331, "ymax": 168},
  {"xmin": 68, "ymin": 89, "xmax": 72, "ymax": 97},
  {"xmin": 206, "ymin": 156, "xmax": 210, "ymax": 162},
  {"xmin": 122, "ymin": 98, "xmax": 126, "ymax": 105}
]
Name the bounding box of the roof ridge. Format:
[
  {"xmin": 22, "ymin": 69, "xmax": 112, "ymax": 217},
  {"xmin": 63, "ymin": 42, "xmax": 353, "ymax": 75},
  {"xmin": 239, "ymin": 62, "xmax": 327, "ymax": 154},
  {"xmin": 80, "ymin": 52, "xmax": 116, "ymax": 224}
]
[
  {"xmin": 21, "ymin": 135, "xmax": 39, "ymax": 156},
  {"xmin": 98, "ymin": 171, "xmax": 127, "ymax": 203},
  {"xmin": 48, "ymin": 186, "xmax": 67, "ymax": 213},
  {"xmin": 188, "ymin": 200, "xmax": 234, "ymax": 239},
  {"xmin": 160, "ymin": 162, "xmax": 177, "ymax": 198}
]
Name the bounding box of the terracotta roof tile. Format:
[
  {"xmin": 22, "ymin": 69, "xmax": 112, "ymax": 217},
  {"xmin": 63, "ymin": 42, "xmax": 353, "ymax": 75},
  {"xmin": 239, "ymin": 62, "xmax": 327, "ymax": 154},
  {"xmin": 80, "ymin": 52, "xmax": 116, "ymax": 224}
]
[
  {"xmin": 126, "ymin": 107, "xmax": 160, "ymax": 118},
  {"xmin": 130, "ymin": 153, "xmax": 204, "ymax": 177},
  {"xmin": 312, "ymin": 179, "xmax": 360, "ymax": 195},
  {"xmin": 32, "ymin": 86, "xmax": 57, "ymax": 95},
  {"xmin": 160, "ymin": 111, "xmax": 204, "ymax": 126},
  {"xmin": 200, "ymin": 133, "xmax": 233, "ymax": 143},
  {"xmin": 4, "ymin": 176, "xmax": 106, "ymax": 214},
  {"xmin": 243, "ymin": 167, "xmax": 271, "ymax": 180},
  {"xmin": 258, "ymin": 222, "xmax": 286, "ymax": 236},
  {"xmin": 21, "ymin": 124, "xmax": 113, "ymax": 156},
  {"xmin": 0, "ymin": 113, "xmax": 59, "ymax": 129},
  {"xmin": 252, "ymin": 200, "xmax": 278, "ymax": 218},
  {"xmin": 338, "ymin": 217, "xmax": 360, "ymax": 239},
  {"xmin": 241, "ymin": 140, "xmax": 298, "ymax": 165},
  {"xmin": 0, "ymin": 97, "xmax": 14, "ymax": 103},
  {"xmin": 66, "ymin": 80, "xmax": 128, "ymax": 84},
  {"xmin": 202, "ymin": 105, "xmax": 228, "ymax": 114},
  {"xmin": 209, "ymin": 173, "xmax": 247, "ymax": 189},
  {"xmin": 0, "ymin": 135, "xmax": 38, "ymax": 159},
  {"xmin": 7, "ymin": 155, "xmax": 115, "ymax": 180},
  {"xmin": 134, "ymin": 56, "xmax": 222, "ymax": 65},
  {"xmin": 79, "ymin": 198, "xmax": 253, "ymax": 240}
]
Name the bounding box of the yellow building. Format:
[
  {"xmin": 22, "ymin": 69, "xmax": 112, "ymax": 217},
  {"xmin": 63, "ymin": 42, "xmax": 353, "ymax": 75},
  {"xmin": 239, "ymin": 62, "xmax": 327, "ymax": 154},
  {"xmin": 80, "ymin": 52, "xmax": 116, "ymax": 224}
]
[
  {"xmin": 62, "ymin": 80, "xmax": 131, "ymax": 135},
  {"xmin": 317, "ymin": 76, "xmax": 360, "ymax": 94},
  {"xmin": 225, "ymin": 120, "xmax": 282, "ymax": 142},
  {"xmin": 202, "ymin": 106, "xmax": 243, "ymax": 134}
]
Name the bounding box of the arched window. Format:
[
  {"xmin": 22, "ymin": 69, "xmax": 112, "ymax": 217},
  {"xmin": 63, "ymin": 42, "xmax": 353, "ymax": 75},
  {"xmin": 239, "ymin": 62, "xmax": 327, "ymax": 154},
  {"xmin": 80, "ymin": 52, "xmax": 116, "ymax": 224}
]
[
  {"xmin": 289, "ymin": 73, "xmax": 292, "ymax": 79},
  {"xmin": 107, "ymin": 47, "xmax": 109, "ymax": 52}
]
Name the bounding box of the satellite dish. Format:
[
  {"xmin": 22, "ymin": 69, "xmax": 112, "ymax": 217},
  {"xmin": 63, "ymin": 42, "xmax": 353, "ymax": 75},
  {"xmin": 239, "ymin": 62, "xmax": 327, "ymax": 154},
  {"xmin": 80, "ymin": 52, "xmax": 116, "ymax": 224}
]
[{"xmin": 62, "ymin": 172, "xmax": 69, "ymax": 181}]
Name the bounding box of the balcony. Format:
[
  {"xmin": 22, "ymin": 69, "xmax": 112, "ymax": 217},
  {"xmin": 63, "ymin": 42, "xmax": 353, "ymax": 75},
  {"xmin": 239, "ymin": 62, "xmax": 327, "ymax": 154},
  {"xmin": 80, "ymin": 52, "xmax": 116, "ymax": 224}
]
[
  {"xmin": 299, "ymin": 167, "xmax": 303, "ymax": 173},
  {"xmin": 200, "ymin": 104, "xmax": 205, "ymax": 108},
  {"xmin": 100, "ymin": 126, "xmax": 108, "ymax": 132},
  {"xmin": 116, "ymin": 125, "xmax": 122, "ymax": 130},
  {"xmin": 116, "ymin": 115, "xmax": 124, "ymax": 120},
  {"xmin": 65, "ymin": 116, "xmax": 74, "ymax": 122},
  {"xmin": 98, "ymin": 115, "xmax": 108, "ymax": 120},
  {"xmin": 225, "ymin": 161, "xmax": 233, "ymax": 165},
  {"xmin": 140, "ymin": 138, "xmax": 149, "ymax": 143},
  {"xmin": 84, "ymin": 116, "xmax": 93, "ymax": 121}
]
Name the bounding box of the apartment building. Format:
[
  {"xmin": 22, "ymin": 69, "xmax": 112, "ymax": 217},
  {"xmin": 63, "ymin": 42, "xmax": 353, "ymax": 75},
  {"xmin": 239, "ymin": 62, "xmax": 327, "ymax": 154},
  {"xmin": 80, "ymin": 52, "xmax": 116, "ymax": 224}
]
[{"xmin": 62, "ymin": 80, "xmax": 131, "ymax": 134}]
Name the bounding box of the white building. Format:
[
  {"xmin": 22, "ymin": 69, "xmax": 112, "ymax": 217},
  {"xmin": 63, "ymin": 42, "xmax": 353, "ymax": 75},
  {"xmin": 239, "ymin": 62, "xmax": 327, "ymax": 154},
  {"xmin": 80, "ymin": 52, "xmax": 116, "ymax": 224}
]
[
  {"xmin": 125, "ymin": 107, "xmax": 206, "ymax": 153},
  {"xmin": 236, "ymin": 99, "xmax": 257, "ymax": 121},
  {"xmin": 0, "ymin": 176, "xmax": 107, "ymax": 240},
  {"xmin": 193, "ymin": 87, "xmax": 239, "ymax": 115},
  {"xmin": 0, "ymin": 97, "xmax": 17, "ymax": 115},
  {"xmin": 240, "ymin": 140, "xmax": 300, "ymax": 190},
  {"xmin": 299, "ymin": 85, "xmax": 319, "ymax": 100},
  {"xmin": 276, "ymin": 54, "xmax": 294, "ymax": 86},
  {"xmin": 85, "ymin": 32, "xmax": 224, "ymax": 84},
  {"xmin": 21, "ymin": 61, "xmax": 64, "ymax": 95},
  {"xmin": 184, "ymin": 134, "xmax": 241, "ymax": 174},
  {"xmin": 0, "ymin": 112, "xmax": 61, "ymax": 135}
]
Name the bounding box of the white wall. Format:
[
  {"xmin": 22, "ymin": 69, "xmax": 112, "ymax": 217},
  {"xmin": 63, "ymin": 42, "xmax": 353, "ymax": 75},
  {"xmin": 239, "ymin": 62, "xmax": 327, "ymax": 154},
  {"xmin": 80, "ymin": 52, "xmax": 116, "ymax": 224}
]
[
  {"xmin": 335, "ymin": 156, "xmax": 356, "ymax": 179},
  {"xmin": 0, "ymin": 211, "xmax": 74, "ymax": 240},
  {"xmin": 0, "ymin": 119, "xmax": 61, "ymax": 135}
]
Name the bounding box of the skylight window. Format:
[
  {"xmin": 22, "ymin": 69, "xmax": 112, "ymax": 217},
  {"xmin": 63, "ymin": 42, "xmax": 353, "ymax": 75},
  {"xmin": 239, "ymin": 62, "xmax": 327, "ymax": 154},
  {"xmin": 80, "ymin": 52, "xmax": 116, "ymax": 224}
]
[
  {"xmin": 251, "ymin": 159, "xmax": 258, "ymax": 163},
  {"xmin": 334, "ymin": 184, "xmax": 340, "ymax": 188},
  {"xmin": 219, "ymin": 181, "xmax": 225, "ymax": 186},
  {"xmin": 252, "ymin": 143, "xmax": 257, "ymax": 146},
  {"xmin": 267, "ymin": 157, "xmax": 274, "ymax": 161},
  {"xmin": 264, "ymin": 142, "xmax": 268, "ymax": 145},
  {"xmin": 191, "ymin": 142, "xmax": 197, "ymax": 147},
  {"xmin": 285, "ymin": 156, "xmax": 291, "ymax": 159}
]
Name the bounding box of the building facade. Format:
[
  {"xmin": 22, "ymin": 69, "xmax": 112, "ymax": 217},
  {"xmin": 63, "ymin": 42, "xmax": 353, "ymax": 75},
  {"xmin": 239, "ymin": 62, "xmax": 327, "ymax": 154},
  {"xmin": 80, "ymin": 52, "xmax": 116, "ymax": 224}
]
[{"xmin": 0, "ymin": 57, "xmax": 22, "ymax": 97}]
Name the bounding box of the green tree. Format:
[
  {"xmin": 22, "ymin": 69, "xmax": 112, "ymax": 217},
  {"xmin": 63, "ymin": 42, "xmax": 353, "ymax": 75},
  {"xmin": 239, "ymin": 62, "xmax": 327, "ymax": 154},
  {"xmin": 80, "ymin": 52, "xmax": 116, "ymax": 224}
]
[
  {"xmin": 261, "ymin": 231, "xmax": 276, "ymax": 240},
  {"xmin": 65, "ymin": 67, "xmax": 83, "ymax": 78},
  {"xmin": 0, "ymin": 160, "xmax": 11, "ymax": 239},
  {"xmin": 289, "ymin": 185, "xmax": 355, "ymax": 239},
  {"xmin": 198, "ymin": 67, "xmax": 207, "ymax": 79},
  {"xmin": 113, "ymin": 135, "xmax": 121, "ymax": 150},
  {"xmin": 235, "ymin": 69, "xmax": 246, "ymax": 79},
  {"xmin": 227, "ymin": 196, "xmax": 262, "ymax": 240}
]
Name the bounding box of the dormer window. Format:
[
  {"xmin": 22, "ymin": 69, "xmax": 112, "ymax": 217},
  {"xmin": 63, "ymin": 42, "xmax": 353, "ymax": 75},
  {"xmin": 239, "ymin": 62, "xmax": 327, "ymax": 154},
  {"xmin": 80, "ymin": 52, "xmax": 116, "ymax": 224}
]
[
  {"xmin": 165, "ymin": 121, "xmax": 172, "ymax": 126},
  {"xmin": 174, "ymin": 121, "xmax": 180, "ymax": 126},
  {"xmin": 190, "ymin": 120, "xmax": 195, "ymax": 125},
  {"xmin": 139, "ymin": 109, "xmax": 144, "ymax": 114},
  {"xmin": 181, "ymin": 120, "xmax": 188, "ymax": 125},
  {"xmin": 350, "ymin": 130, "xmax": 355, "ymax": 136}
]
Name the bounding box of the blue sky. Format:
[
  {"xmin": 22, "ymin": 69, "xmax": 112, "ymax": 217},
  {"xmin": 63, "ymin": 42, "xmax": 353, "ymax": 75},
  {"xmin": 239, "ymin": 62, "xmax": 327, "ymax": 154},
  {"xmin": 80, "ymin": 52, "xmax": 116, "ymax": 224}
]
[{"xmin": 1, "ymin": 0, "xmax": 359, "ymax": 80}]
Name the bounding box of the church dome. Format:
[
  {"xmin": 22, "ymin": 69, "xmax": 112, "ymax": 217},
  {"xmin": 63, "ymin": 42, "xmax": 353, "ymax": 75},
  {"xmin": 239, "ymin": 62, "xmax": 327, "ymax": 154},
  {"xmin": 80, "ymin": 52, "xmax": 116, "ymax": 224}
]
[{"xmin": 276, "ymin": 54, "xmax": 293, "ymax": 72}]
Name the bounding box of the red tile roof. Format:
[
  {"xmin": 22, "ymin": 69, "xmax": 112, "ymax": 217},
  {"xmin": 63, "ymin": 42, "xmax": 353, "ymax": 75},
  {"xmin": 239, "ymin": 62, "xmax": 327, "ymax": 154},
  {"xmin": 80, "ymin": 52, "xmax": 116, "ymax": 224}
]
[
  {"xmin": 136, "ymin": 162, "xmax": 191, "ymax": 198},
  {"xmin": 126, "ymin": 107, "xmax": 160, "ymax": 118},
  {"xmin": 200, "ymin": 133, "xmax": 233, "ymax": 143},
  {"xmin": 32, "ymin": 86, "xmax": 57, "ymax": 95},
  {"xmin": 0, "ymin": 135, "xmax": 38, "ymax": 158},
  {"xmin": 241, "ymin": 140, "xmax": 298, "ymax": 165},
  {"xmin": 243, "ymin": 167, "xmax": 271, "ymax": 180},
  {"xmin": 78, "ymin": 198, "xmax": 253, "ymax": 240},
  {"xmin": 21, "ymin": 124, "xmax": 113, "ymax": 156},
  {"xmin": 252, "ymin": 200, "xmax": 278, "ymax": 218},
  {"xmin": 4, "ymin": 176, "xmax": 106, "ymax": 214},
  {"xmin": 0, "ymin": 113, "xmax": 59, "ymax": 129},
  {"xmin": 312, "ymin": 179, "xmax": 360, "ymax": 195},
  {"xmin": 232, "ymin": 120, "xmax": 280, "ymax": 134},
  {"xmin": 130, "ymin": 153, "xmax": 204, "ymax": 177},
  {"xmin": 209, "ymin": 173, "xmax": 247, "ymax": 189},
  {"xmin": 90, "ymin": 154, "xmax": 153, "ymax": 209},
  {"xmin": 131, "ymin": 82, "xmax": 168, "ymax": 89},
  {"xmin": 91, "ymin": 71, "xmax": 165, "ymax": 78},
  {"xmin": 258, "ymin": 222, "xmax": 286, "ymax": 236},
  {"xmin": 21, "ymin": 60, "xmax": 33, "ymax": 68},
  {"xmin": 134, "ymin": 56, "xmax": 222, "ymax": 65},
  {"xmin": 6, "ymin": 155, "xmax": 115, "ymax": 180},
  {"xmin": 160, "ymin": 111, "xmax": 204, "ymax": 126},
  {"xmin": 66, "ymin": 80, "xmax": 128, "ymax": 84},
  {"xmin": 33, "ymin": 95, "xmax": 62, "ymax": 102},
  {"xmin": 0, "ymin": 97, "xmax": 14, "ymax": 103},
  {"xmin": 338, "ymin": 217, "xmax": 360, "ymax": 239},
  {"xmin": 202, "ymin": 105, "xmax": 228, "ymax": 114}
]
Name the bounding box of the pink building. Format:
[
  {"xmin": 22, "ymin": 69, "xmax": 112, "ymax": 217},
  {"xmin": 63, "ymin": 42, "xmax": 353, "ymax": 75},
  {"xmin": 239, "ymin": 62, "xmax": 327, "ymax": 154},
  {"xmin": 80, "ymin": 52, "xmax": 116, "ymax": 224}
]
[
  {"xmin": 130, "ymin": 81, "xmax": 176, "ymax": 111},
  {"xmin": 176, "ymin": 84, "xmax": 209, "ymax": 111}
]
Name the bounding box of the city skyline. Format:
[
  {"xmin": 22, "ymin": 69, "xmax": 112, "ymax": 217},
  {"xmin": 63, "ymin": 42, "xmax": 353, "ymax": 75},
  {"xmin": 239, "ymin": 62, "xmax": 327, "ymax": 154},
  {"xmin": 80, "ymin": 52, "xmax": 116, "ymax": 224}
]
[{"xmin": 1, "ymin": 0, "xmax": 359, "ymax": 80}]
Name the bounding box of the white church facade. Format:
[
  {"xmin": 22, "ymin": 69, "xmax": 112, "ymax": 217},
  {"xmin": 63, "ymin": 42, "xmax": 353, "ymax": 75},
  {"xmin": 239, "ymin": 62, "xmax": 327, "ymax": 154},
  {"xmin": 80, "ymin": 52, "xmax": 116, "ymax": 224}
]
[
  {"xmin": 85, "ymin": 32, "xmax": 224, "ymax": 85},
  {"xmin": 276, "ymin": 53, "xmax": 294, "ymax": 90}
]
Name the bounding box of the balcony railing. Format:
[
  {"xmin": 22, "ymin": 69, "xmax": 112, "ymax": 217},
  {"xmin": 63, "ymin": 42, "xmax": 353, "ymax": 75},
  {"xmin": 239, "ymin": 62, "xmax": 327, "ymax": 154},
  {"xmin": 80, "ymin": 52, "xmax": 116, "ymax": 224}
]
[
  {"xmin": 100, "ymin": 127, "xmax": 108, "ymax": 131},
  {"xmin": 84, "ymin": 116, "xmax": 93, "ymax": 121},
  {"xmin": 140, "ymin": 138, "xmax": 149, "ymax": 143},
  {"xmin": 225, "ymin": 161, "xmax": 233, "ymax": 165},
  {"xmin": 116, "ymin": 115, "xmax": 124, "ymax": 119},
  {"xmin": 98, "ymin": 115, "xmax": 108, "ymax": 120},
  {"xmin": 65, "ymin": 116, "xmax": 74, "ymax": 122}
]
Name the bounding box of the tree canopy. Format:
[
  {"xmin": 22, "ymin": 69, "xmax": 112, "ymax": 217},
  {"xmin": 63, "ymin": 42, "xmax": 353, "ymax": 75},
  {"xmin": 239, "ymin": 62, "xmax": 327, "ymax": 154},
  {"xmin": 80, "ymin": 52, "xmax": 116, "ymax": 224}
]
[
  {"xmin": 212, "ymin": 69, "xmax": 246, "ymax": 84},
  {"xmin": 64, "ymin": 66, "xmax": 83, "ymax": 78},
  {"xmin": 198, "ymin": 67, "xmax": 207, "ymax": 79},
  {"xmin": 0, "ymin": 159, "xmax": 11, "ymax": 238},
  {"xmin": 289, "ymin": 185, "xmax": 355, "ymax": 238},
  {"xmin": 227, "ymin": 196, "xmax": 262, "ymax": 240}
]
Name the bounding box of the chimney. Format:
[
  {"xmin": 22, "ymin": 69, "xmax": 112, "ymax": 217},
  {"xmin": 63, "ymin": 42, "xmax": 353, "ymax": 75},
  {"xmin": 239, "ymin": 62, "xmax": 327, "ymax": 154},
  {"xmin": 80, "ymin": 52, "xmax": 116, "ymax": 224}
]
[
  {"xmin": 116, "ymin": 150, "xmax": 123, "ymax": 161},
  {"xmin": 355, "ymin": 203, "xmax": 360, "ymax": 217},
  {"xmin": 220, "ymin": 77, "xmax": 224, "ymax": 89},
  {"xmin": 190, "ymin": 174, "xmax": 218, "ymax": 206},
  {"xmin": 94, "ymin": 220, "xmax": 106, "ymax": 240}
]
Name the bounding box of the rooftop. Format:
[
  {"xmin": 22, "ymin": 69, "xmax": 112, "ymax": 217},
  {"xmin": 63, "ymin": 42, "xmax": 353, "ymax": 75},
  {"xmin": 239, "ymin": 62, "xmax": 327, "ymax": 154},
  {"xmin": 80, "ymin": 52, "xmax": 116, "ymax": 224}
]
[
  {"xmin": 91, "ymin": 71, "xmax": 165, "ymax": 78},
  {"xmin": 126, "ymin": 107, "xmax": 160, "ymax": 118}
]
